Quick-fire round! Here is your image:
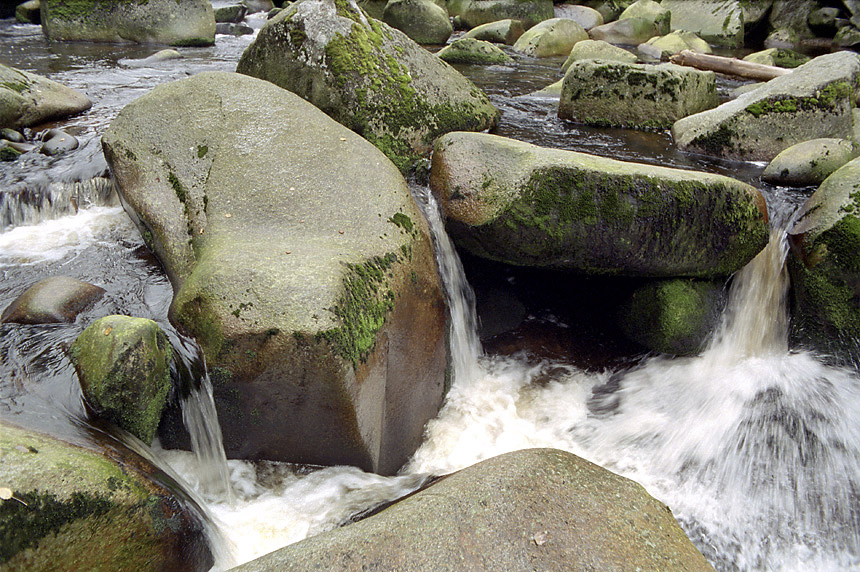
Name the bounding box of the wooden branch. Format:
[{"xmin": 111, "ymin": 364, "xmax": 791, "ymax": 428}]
[{"xmin": 669, "ymin": 50, "xmax": 793, "ymax": 82}]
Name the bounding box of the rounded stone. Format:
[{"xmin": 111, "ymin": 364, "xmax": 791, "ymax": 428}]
[{"xmin": 1, "ymin": 276, "xmax": 105, "ymax": 324}]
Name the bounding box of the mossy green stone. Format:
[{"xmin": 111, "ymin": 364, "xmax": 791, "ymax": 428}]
[
  {"xmin": 743, "ymin": 48, "xmax": 810, "ymax": 69},
  {"xmin": 762, "ymin": 138, "xmax": 857, "ymax": 187},
  {"xmin": 788, "ymin": 156, "xmax": 860, "ymax": 366},
  {"xmin": 437, "ymin": 38, "xmax": 513, "ymax": 64},
  {"xmin": 69, "ymin": 315, "xmax": 172, "ymax": 444}
]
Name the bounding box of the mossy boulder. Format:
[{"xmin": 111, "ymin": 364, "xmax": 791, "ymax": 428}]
[
  {"xmin": 661, "ymin": 0, "xmax": 744, "ymax": 48},
  {"xmin": 437, "ymin": 38, "xmax": 513, "ymax": 64},
  {"xmin": 511, "ymin": 17, "xmax": 588, "ymax": 58},
  {"xmin": 462, "ymin": 18, "xmax": 525, "ymax": 44},
  {"xmin": 1, "ymin": 276, "xmax": 105, "ymax": 324},
  {"xmin": 0, "ymin": 421, "xmax": 212, "ymax": 572},
  {"xmin": 673, "ymin": 51, "xmax": 860, "ymax": 162},
  {"xmin": 232, "ymin": 449, "xmax": 714, "ymax": 572},
  {"xmin": 618, "ymin": 278, "xmax": 726, "ymax": 355},
  {"xmin": 382, "ymin": 0, "xmax": 452, "ymax": 44},
  {"xmin": 40, "ymin": 0, "xmax": 215, "ymax": 46},
  {"xmin": 15, "ymin": 0, "xmax": 41, "ymax": 24},
  {"xmin": 561, "ymin": 39, "xmax": 636, "ymax": 73},
  {"xmin": 589, "ymin": 17, "xmax": 662, "ymax": 45},
  {"xmin": 762, "ymin": 138, "xmax": 857, "ymax": 187},
  {"xmin": 559, "ymin": 60, "xmax": 719, "ymax": 130},
  {"xmin": 430, "ymin": 132, "xmax": 769, "ymax": 277},
  {"xmin": 554, "ymin": 4, "xmax": 603, "ymax": 31},
  {"xmin": 787, "ymin": 156, "xmax": 860, "ymax": 366},
  {"xmin": 236, "ymin": 0, "xmax": 498, "ymax": 173},
  {"xmin": 0, "ymin": 64, "xmax": 91, "ymax": 130},
  {"xmin": 446, "ymin": 0, "xmax": 553, "ymax": 30},
  {"xmin": 619, "ymin": 0, "xmax": 670, "ymax": 36},
  {"xmin": 102, "ymin": 71, "xmax": 447, "ymax": 475},
  {"xmin": 742, "ymin": 47, "xmax": 810, "ymax": 68},
  {"xmin": 644, "ymin": 30, "xmax": 712, "ymax": 59},
  {"xmin": 834, "ymin": 25, "xmax": 860, "ymax": 49},
  {"xmin": 69, "ymin": 316, "xmax": 172, "ymax": 444},
  {"xmin": 768, "ymin": 0, "xmax": 816, "ymax": 42}
]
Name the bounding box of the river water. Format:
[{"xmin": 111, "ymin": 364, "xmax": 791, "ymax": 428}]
[{"xmin": 1, "ymin": 14, "xmax": 859, "ymax": 572}]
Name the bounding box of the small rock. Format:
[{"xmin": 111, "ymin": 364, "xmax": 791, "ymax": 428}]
[
  {"xmin": 762, "ymin": 138, "xmax": 857, "ymax": 187},
  {"xmin": 0, "ymin": 143, "xmax": 22, "ymax": 162},
  {"xmin": 437, "ymin": 38, "xmax": 513, "ymax": 65},
  {"xmin": 40, "ymin": 129, "xmax": 79, "ymax": 156},
  {"xmin": 216, "ymin": 22, "xmax": 255, "ymax": 36},
  {"xmin": 214, "ymin": 3, "xmax": 248, "ymax": 23},
  {"xmin": 0, "ymin": 128, "xmax": 25, "ymax": 143},
  {"xmin": 463, "ymin": 19, "xmax": 525, "ymax": 45},
  {"xmin": 1, "ymin": 276, "xmax": 106, "ymax": 324}
]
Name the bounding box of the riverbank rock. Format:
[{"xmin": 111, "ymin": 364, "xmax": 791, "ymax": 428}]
[
  {"xmin": 15, "ymin": 0, "xmax": 40, "ymax": 24},
  {"xmin": 382, "ymin": 0, "xmax": 452, "ymax": 44},
  {"xmin": 430, "ymin": 132, "xmax": 768, "ymax": 277},
  {"xmin": 559, "ymin": 60, "xmax": 719, "ymax": 130},
  {"xmin": 512, "ymin": 17, "xmax": 588, "ymax": 57},
  {"xmin": 102, "ymin": 71, "xmax": 447, "ymax": 475},
  {"xmin": 672, "ymin": 51, "xmax": 860, "ymax": 162},
  {"xmin": 618, "ymin": 278, "xmax": 726, "ymax": 355},
  {"xmin": 1, "ymin": 276, "xmax": 105, "ymax": 324},
  {"xmin": 619, "ymin": 0, "xmax": 670, "ymax": 36},
  {"xmin": 69, "ymin": 316, "xmax": 172, "ymax": 444},
  {"xmin": 589, "ymin": 17, "xmax": 661, "ymax": 45},
  {"xmin": 661, "ymin": 0, "xmax": 744, "ymax": 48},
  {"xmin": 769, "ymin": 0, "xmax": 815, "ymax": 43},
  {"xmin": 762, "ymin": 138, "xmax": 857, "ymax": 186},
  {"xmin": 554, "ymin": 4, "xmax": 603, "ymax": 30},
  {"xmin": 232, "ymin": 449, "xmax": 715, "ymax": 572},
  {"xmin": 644, "ymin": 30, "xmax": 712, "ymax": 59},
  {"xmin": 236, "ymin": 0, "xmax": 498, "ymax": 173},
  {"xmin": 447, "ymin": 0, "xmax": 553, "ymax": 29},
  {"xmin": 742, "ymin": 47, "xmax": 810, "ymax": 68},
  {"xmin": 0, "ymin": 421, "xmax": 213, "ymax": 572},
  {"xmin": 214, "ymin": 4, "xmax": 248, "ymax": 23},
  {"xmin": 561, "ymin": 39, "xmax": 636, "ymax": 73},
  {"xmin": 437, "ymin": 38, "xmax": 513, "ymax": 64},
  {"xmin": 787, "ymin": 156, "xmax": 860, "ymax": 366},
  {"xmin": 0, "ymin": 64, "xmax": 92, "ymax": 130},
  {"xmin": 463, "ymin": 18, "xmax": 525, "ymax": 44},
  {"xmin": 40, "ymin": 0, "xmax": 215, "ymax": 46}
]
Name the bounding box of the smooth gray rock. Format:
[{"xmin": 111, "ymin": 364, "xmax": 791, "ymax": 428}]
[
  {"xmin": 429, "ymin": 132, "xmax": 769, "ymax": 278},
  {"xmin": 40, "ymin": 129, "xmax": 79, "ymax": 155},
  {"xmin": 232, "ymin": 449, "xmax": 715, "ymax": 572},
  {"xmin": 102, "ymin": 71, "xmax": 447, "ymax": 474},
  {"xmin": 553, "ymin": 4, "xmax": 603, "ymax": 30},
  {"xmin": 437, "ymin": 38, "xmax": 513, "ymax": 64},
  {"xmin": 15, "ymin": 0, "xmax": 40, "ymax": 23},
  {"xmin": 589, "ymin": 17, "xmax": 662, "ymax": 45},
  {"xmin": 0, "ymin": 64, "xmax": 91, "ymax": 130},
  {"xmin": 382, "ymin": 0, "xmax": 452, "ymax": 44},
  {"xmin": 447, "ymin": 0, "xmax": 553, "ymax": 30},
  {"xmin": 619, "ymin": 0, "xmax": 670, "ymax": 36},
  {"xmin": 512, "ymin": 17, "xmax": 588, "ymax": 57},
  {"xmin": 561, "ymin": 39, "xmax": 636, "ymax": 72},
  {"xmin": 672, "ymin": 51, "xmax": 860, "ymax": 161},
  {"xmin": 463, "ymin": 18, "xmax": 525, "ymax": 44},
  {"xmin": 214, "ymin": 4, "xmax": 248, "ymax": 23},
  {"xmin": 661, "ymin": 0, "xmax": 744, "ymax": 48},
  {"xmin": 1, "ymin": 276, "xmax": 105, "ymax": 324},
  {"xmin": 762, "ymin": 138, "xmax": 857, "ymax": 186}
]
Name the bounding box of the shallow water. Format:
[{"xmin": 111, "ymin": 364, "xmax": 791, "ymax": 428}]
[{"xmin": 1, "ymin": 16, "xmax": 858, "ymax": 572}]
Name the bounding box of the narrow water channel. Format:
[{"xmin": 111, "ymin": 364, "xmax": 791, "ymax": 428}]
[{"xmin": 1, "ymin": 15, "xmax": 859, "ymax": 572}]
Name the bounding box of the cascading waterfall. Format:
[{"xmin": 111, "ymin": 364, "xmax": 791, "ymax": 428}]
[{"xmin": 0, "ymin": 177, "xmax": 117, "ymax": 231}]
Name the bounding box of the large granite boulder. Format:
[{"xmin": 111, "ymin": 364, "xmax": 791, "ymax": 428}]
[
  {"xmin": 69, "ymin": 315, "xmax": 172, "ymax": 444},
  {"xmin": 0, "ymin": 64, "xmax": 92, "ymax": 130},
  {"xmin": 561, "ymin": 39, "xmax": 636, "ymax": 73},
  {"xmin": 382, "ymin": 0, "xmax": 452, "ymax": 44},
  {"xmin": 512, "ymin": 17, "xmax": 588, "ymax": 57},
  {"xmin": 447, "ymin": 0, "xmax": 554, "ymax": 30},
  {"xmin": 787, "ymin": 156, "xmax": 860, "ymax": 366},
  {"xmin": 40, "ymin": 0, "xmax": 215, "ymax": 45},
  {"xmin": 644, "ymin": 30, "xmax": 712, "ymax": 59},
  {"xmin": 232, "ymin": 449, "xmax": 715, "ymax": 572},
  {"xmin": 661, "ymin": 0, "xmax": 744, "ymax": 48},
  {"xmin": 102, "ymin": 71, "xmax": 448, "ymax": 475},
  {"xmin": 1, "ymin": 276, "xmax": 105, "ymax": 324},
  {"xmin": 437, "ymin": 38, "xmax": 513, "ymax": 64},
  {"xmin": 769, "ymin": 0, "xmax": 816, "ymax": 42},
  {"xmin": 236, "ymin": 0, "xmax": 498, "ymax": 173},
  {"xmin": 559, "ymin": 60, "xmax": 719, "ymax": 130},
  {"xmin": 463, "ymin": 18, "xmax": 525, "ymax": 44},
  {"xmin": 0, "ymin": 421, "xmax": 213, "ymax": 572},
  {"xmin": 554, "ymin": 4, "xmax": 603, "ymax": 30},
  {"xmin": 673, "ymin": 51, "xmax": 860, "ymax": 162},
  {"xmin": 589, "ymin": 16, "xmax": 662, "ymax": 45},
  {"xmin": 618, "ymin": 0, "xmax": 670, "ymax": 36},
  {"xmin": 430, "ymin": 132, "xmax": 769, "ymax": 278},
  {"xmin": 762, "ymin": 138, "xmax": 857, "ymax": 187}
]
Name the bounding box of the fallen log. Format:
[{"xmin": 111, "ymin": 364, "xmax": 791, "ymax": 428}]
[{"xmin": 669, "ymin": 50, "xmax": 793, "ymax": 82}]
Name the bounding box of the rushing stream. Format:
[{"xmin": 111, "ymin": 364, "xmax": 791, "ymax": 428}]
[{"xmin": 2, "ymin": 14, "xmax": 859, "ymax": 572}]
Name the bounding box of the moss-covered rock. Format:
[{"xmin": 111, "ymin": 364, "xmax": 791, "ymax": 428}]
[
  {"xmin": 619, "ymin": 0, "xmax": 670, "ymax": 36},
  {"xmin": 236, "ymin": 0, "xmax": 498, "ymax": 173},
  {"xmin": 102, "ymin": 71, "xmax": 447, "ymax": 475},
  {"xmin": 742, "ymin": 47, "xmax": 810, "ymax": 68},
  {"xmin": 511, "ymin": 17, "xmax": 588, "ymax": 58},
  {"xmin": 673, "ymin": 51, "xmax": 860, "ymax": 161},
  {"xmin": 430, "ymin": 132, "xmax": 769, "ymax": 277},
  {"xmin": 768, "ymin": 0, "xmax": 816, "ymax": 42},
  {"xmin": 382, "ymin": 0, "xmax": 452, "ymax": 44},
  {"xmin": 645, "ymin": 30, "xmax": 713, "ymax": 59},
  {"xmin": 0, "ymin": 64, "xmax": 91, "ymax": 130},
  {"xmin": 762, "ymin": 138, "xmax": 857, "ymax": 187},
  {"xmin": 232, "ymin": 449, "xmax": 715, "ymax": 572},
  {"xmin": 15, "ymin": 0, "xmax": 41, "ymax": 24},
  {"xmin": 834, "ymin": 25, "xmax": 860, "ymax": 49},
  {"xmin": 1, "ymin": 276, "xmax": 105, "ymax": 324},
  {"xmin": 661, "ymin": 0, "xmax": 744, "ymax": 48},
  {"xmin": 589, "ymin": 17, "xmax": 662, "ymax": 45},
  {"xmin": 69, "ymin": 316, "xmax": 172, "ymax": 444},
  {"xmin": 40, "ymin": 0, "xmax": 215, "ymax": 46},
  {"xmin": 447, "ymin": 0, "xmax": 553, "ymax": 30},
  {"xmin": 437, "ymin": 38, "xmax": 513, "ymax": 64},
  {"xmin": 559, "ymin": 60, "xmax": 719, "ymax": 130},
  {"xmin": 787, "ymin": 156, "xmax": 860, "ymax": 366},
  {"xmin": 618, "ymin": 277, "xmax": 726, "ymax": 355},
  {"xmin": 0, "ymin": 421, "xmax": 212, "ymax": 571},
  {"xmin": 561, "ymin": 39, "xmax": 636, "ymax": 72},
  {"xmin": 462, "ymin": 18, "xmax": 524, "ymax": 44}
]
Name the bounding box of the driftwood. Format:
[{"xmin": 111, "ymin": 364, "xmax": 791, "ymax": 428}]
[{"xmin": 669, "ymin": 50, "xmax": 793, "ymax": 82}]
